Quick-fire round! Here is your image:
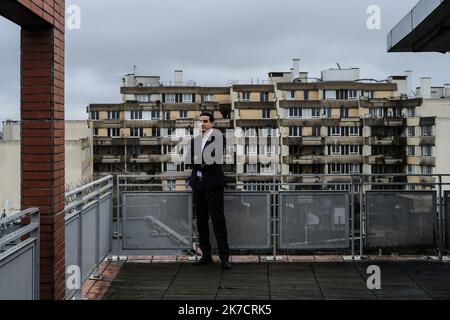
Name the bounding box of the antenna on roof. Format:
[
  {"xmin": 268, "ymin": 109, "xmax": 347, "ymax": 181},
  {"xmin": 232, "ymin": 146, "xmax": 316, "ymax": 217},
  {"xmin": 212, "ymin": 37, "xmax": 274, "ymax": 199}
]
[
  {"xmin": 133, "ymin": 65, "xmax": 137, "ymax": 75},
  {"xmin": 337, "ymin": 63, "xmax": 341, "ymax": 70}
]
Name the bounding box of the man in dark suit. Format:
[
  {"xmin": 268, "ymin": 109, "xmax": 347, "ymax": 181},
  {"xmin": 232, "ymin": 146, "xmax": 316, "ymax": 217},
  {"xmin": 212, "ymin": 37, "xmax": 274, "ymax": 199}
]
[{"xmin": 187, "ymin": 112, "xmax": 231, "ymax": 269}]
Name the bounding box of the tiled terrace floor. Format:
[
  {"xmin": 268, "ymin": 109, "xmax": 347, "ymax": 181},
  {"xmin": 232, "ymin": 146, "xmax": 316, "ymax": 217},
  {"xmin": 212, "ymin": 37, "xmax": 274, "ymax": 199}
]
[{"xmin": 83, "ymin": 255, "xmax": 450, "ymax": 300}]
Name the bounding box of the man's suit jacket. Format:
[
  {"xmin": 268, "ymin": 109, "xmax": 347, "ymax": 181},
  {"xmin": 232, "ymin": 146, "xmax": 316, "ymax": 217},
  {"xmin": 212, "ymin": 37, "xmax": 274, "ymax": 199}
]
[{"xmin": 188, "ymin": 128, "xmax": 226, "ymax": 189}]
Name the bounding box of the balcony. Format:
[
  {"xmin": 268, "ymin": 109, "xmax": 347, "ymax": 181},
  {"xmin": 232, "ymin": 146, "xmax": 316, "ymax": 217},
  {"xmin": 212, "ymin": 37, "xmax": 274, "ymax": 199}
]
[
  {"xmin": 368, "ymin": 155, "xmax": 404, "ymax": 165},
  {"xmin": 2, "ymin": 174, "xmax": 450, "ymax": 300},
  {"xmin": 302, "ymin": 137, "xmax": 324, "ymax": 146},
  {"xmin": 419, "ymin": 156, "xmax": 436, "ymax": 166},
  {"xmin": 94, "ymin": 154, "xmax": 122, "ymax": 163},
  {"xmin": 325, "ymin": 136, "xmax": 363, "ymax": 145},
  {"xmin": 130, "ymin": 154, "xmax": 175, "ymax": 163},
  {"xmin": 236, "ymin": 119, "xmax": 277, "ymax": 127},
  {"xmin": 368, "ymin": 136, "xmax": 407, "ymax": 145},
  {"xmin": 419, "ymin": 136, "xmax": 436, "ymax": 146},
  {"xmin": 365, "ymin": 117, "xmax": 406, "ymax": 127},
  {"xmin": 234, "ymin": 101, "xmax": 275, "ymax": 109}
]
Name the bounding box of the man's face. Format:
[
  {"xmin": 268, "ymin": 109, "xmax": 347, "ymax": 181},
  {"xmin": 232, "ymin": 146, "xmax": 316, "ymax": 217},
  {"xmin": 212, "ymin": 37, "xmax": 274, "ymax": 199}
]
[{"xmin": 199, "ymin": 115, "xmax": 213, "ymax": 133}]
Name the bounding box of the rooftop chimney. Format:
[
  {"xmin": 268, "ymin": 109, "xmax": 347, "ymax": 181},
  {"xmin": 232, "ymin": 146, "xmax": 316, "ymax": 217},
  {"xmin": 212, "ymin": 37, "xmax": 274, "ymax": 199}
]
[
  {"xmin": 174, "ymin": 70, "xmax": 183, "ymax": 86},
  {"xmin": 444, "ymin": 84, "xmax": 450, "ymax": 98},
  {"xmin": 420, "ymin": 77, "xmax": 431, "ymax": 99},
  {"xmin": 405, "ymin": 70, "xmax": 412, "ymax": 97},
  {"xmin": 292, "ymin": 59, "xmax": 300, "ymax": 81}
]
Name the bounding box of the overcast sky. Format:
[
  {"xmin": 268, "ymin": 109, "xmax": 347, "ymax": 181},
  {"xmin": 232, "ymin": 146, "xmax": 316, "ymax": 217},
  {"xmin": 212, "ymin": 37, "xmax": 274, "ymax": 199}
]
[{"xmin": 0, "ymin": 0, "xmax": 449, "ymax": 124}]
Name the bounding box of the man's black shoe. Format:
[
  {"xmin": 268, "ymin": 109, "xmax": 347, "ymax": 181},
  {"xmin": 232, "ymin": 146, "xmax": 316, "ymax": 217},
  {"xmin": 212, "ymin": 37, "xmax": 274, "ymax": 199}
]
[
  {"xmin": 193, "ymin": 256, "xmax": 213, "ymax": 265},
  {"xmin": 221, "ymin": 260, "xmax": 232, "ymax": 270}
]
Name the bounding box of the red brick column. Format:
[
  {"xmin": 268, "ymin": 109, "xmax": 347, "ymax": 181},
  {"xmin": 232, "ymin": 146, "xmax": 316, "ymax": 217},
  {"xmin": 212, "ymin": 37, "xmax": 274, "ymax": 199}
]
[{"xmin": 1, "ymin": 0, "xmax": 66, "ymax": 300}]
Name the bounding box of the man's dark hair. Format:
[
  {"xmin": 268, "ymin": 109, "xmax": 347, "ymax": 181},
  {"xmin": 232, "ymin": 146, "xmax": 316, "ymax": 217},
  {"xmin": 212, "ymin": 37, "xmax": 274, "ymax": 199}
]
[{"xmin": 199, "ymin": 112, "xmax": 214, "ymax": 123}]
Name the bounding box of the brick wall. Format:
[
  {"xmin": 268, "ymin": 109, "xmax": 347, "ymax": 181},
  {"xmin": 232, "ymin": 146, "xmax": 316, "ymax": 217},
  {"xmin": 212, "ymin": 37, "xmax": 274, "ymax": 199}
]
[{"xmin": 1, "ymin": 0, "xmax": 66, "ymax": 300}]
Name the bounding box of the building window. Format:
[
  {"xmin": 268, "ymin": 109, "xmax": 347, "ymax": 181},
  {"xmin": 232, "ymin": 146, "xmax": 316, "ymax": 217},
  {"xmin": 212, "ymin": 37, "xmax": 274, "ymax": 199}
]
[
  {"xmin": 350, "ymin": 164, "xmax": 361, "ymax": 173},
  {"xmin": 246, "ymin": 144, "xmax": 257, "ymax": 155},
  {"xmin": 322, "ymin": 108, "xmax": 331, "ymax": 118},
  {"xmin": 203, "ymin": 94, "xmax": 213, "ymax": 102},
  {"xmin": 259, "ymin": 127, "xmax": 277, "ymax": 137},
  {"xmin": 261, "ymin": 163, "xmax": 276, "ymax": 174},
  {"xmin": 330, "ymin": 163, "xmax": 342, "ymax": 174},
  {"xmin": 150, "ymin": 110, "xmax": 160, "ymax": 120},
  {"xmin": 166, "ymin": 163, "xmax": 177, "ymax": 172},
  {"xmin": 166, "ymin": 145, "xmax": 177, "ymax": 154},
  {"xmin": 182, "ymin": 94, "xmax": 193, "ymax": 103},
  {"xmin": 407, "ymin": 164, "xmax": 416, "ymax": 174},
  {"xmin": 349, "ymin": 127, "xmax": 360, "ymax": 136},
  {"xmin": 340, "ymin": 107, "xmax": 349, "ymax": 118},
  {"xmin": 421, "ymin": 126, "xmax": 432, "ymax": 136},
  {"xmin": 165, "ymin": 94, "xmax": 176, "ymax": 103},
  {"xmin": 246, "ymin": 164, "xmax": 258, "ymax": 173},
  {"xmin": 108, "ymin": 128, "xmax": 120, "ymax": 137},
  {"xmin": 244, "ymin": 127, "xmax": 257, "ymax": 137},
  {"xmin": 163, "ymin": 111, "xmax": 170, "ymax": 120},
  {"xmin": 330, "ymin": 126, "xmax": 342, "ymax": 137},
  {"xmin": 152, "ymin": 127, "xmax": 160, "ymax": 137},
  {"xmin": 312, "ymin": 108, "xmax": 321, "ymax": 118},
  {"xmin": 242, "ymin": 92, "xmax": 251, "ymax": 101},
  {"xmin": 422, "ymin": 146, "xmax": 432, "ymax": 156},
  {"xmin": 361, "ymin": 90, "xmax": 374, "ymax": 99},
  {"xmin": 407, "ymin": 146, "xmax": 415, "ymax": 156},
  {"xmin": 289, "ymin": 126, "xmax": 302, "ymax": 137},
  {"xmin": 304, "ymin": 90, "xmax": 309, "ymax": 100},
  {"xmin": 349, "ymin": 145, "xmax": 360, "ymax": 155},
  {"xmin": 260, "ymin": 92, "xmax": 269, "ymax": 102},
  {"xmin": 370, "ymin": 108, "xmax": 384, "ymax": 118},
  {"xmin": 407, "ymin": 127, "xmax": 415, "ymax": 137},
  {"xmin": 407, "ymin": 107, "xmax": 416, "ymax": 117},
  {"xmin": 312, "ymin": 126, "xmax": 321, "ymax": 137},
  {"xmin": 422, "ymin": 166, "xmax": 433, "ymax": 175},
  {"xmin": 302, "ymin": 108, "xmax": 312, "ymax": 119},
  {"xmin": 262, "ymin": 109, "xmax": 270, "ymax": 119},
  {"xmin": 130, "ymin": 110, "xmax": 142, "ymax": 120},
  {"xmin": 289, "ymin": 164, "xmax": 302, "ymax": 174},
  {"xmin": 167, "ymin": 180, "xmax": 176, "ymax": 190},
  {"xmin": 129, "ymin": 145, "xmax": 143, "ymax": 157},
  {"xmin": 130, "ymin": 128, "xmax": 143, "ymax": 137},
  {"xmin": 349, "ymin": 90, "xmax": 358, "ymax": 100},
  {"xmin": 90, "ymin": 111, "xmax": 99, "ymax": 120},
  {"xmin": 179, "ymin": 111, "xmax": 188, "ymax": 119},
  {"xmin": 108, "ymin": 111, "xmax": 120, "ymax": 120},
  {"xmin": 289, "ymin": 145, "xmax": 302, "ymax": 155},
  {"xmin": 93, "ymin": 128, "xmax": 99, "ymax": 136},
  {"xmin": 330, "ymin": 145, "xmax": 341, "ymax": 155},
  {"xmin": 288, "ymin": 90, "xmax": 295, "ymax": 100},
  {"xmin": 288, "ymin": 108, "xmax": 301, "ymax": 118},
  {"xmin": 325, "ymin": 90, "xmax": 336, "ymax": 100},
  {"xmin": 262, "ymin": 145, "xmax": 276, "ymax": 155},
  {"xmin": 136, "ymin": 94, "xmax": 149, "ymax": 103}
]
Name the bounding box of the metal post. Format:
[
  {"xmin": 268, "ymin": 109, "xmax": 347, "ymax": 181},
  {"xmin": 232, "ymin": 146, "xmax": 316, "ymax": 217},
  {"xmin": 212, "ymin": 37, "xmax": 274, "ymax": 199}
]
[
  {"xmin": 90, "ymin": 182, "xmax": 102, "ymax": 280},
  {"xmin": 30, "ymin": 209, "xmax": 40, "ymax": 300},
  {"xmin": 359, "ymin": 176, "xmax": 364, "ymax": 258},
  {"xmin": 75, "ymin": 190, "xmax": 83, "ymax": 300},
  {"xmin": 272, "ymin": 175, "xmax": 277, "ymax": 259},
  {"xmin": 438, "ymin": 175, "xmax": 443, "ymax": 260},
  {"xmin": 114, "ymin": 175, "xmax": 120, "ymax": 260},
  {"xmin": 351, "ymin": 176, "xmax": 355, "ymax": 260}
]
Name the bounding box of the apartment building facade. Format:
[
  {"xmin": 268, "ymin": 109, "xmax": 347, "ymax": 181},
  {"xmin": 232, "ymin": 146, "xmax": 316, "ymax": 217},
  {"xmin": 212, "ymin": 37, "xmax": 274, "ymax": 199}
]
[{"xmin": 88, "ymin": 62, "xmax": 436, "ymax": 191}]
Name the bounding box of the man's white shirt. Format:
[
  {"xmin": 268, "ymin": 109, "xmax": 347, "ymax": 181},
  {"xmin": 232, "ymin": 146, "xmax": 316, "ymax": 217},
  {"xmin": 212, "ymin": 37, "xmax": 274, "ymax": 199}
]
[{"xmin": 197, "ymin": 128, "xmax": 214, "ymax": 178}]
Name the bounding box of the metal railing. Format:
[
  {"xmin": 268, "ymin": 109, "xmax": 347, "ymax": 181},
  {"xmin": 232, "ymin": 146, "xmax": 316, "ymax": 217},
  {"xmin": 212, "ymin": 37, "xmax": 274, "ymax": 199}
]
[
  {"xmin": 114, "ymin": 173, "xmax": 450, "ymax": 260},
  {"xmin": 64, "ymin": 175, "xmax": 114, "ymax": 299},
  {"xmin": 0, "ymin": 208, "xmax": 40, "ymax": 300}
]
